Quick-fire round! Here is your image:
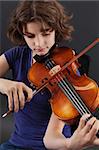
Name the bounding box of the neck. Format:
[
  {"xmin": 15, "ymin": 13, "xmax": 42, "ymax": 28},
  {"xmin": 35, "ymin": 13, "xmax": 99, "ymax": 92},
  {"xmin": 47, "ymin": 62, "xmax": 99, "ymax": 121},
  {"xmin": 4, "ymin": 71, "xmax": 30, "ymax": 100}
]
[{"xmin": 33, "ymin": 43, "xmax": 56, "ymax": 63}]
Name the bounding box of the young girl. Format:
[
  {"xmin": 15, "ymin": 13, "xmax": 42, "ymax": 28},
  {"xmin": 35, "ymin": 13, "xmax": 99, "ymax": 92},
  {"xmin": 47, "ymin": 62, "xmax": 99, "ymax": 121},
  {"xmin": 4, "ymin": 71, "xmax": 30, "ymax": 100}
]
[{"xmin": 0, "ymin": 1, "xmax": 99, "ymax": 150}]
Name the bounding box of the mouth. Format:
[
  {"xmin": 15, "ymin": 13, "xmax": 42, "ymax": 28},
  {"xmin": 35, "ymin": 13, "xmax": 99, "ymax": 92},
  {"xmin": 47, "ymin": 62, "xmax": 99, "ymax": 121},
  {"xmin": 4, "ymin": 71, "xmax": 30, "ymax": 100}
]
[{"xmin": 37, "ymin": 48, "xmax": 45, "ymax": 52}]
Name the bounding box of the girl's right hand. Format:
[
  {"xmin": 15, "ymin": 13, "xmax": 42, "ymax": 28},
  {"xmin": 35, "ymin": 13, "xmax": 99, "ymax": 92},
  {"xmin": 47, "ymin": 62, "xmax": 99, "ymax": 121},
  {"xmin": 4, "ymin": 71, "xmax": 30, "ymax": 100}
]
[{"xmin": 0, "ymin": 78, "xmax": 33, "ymax": 112}]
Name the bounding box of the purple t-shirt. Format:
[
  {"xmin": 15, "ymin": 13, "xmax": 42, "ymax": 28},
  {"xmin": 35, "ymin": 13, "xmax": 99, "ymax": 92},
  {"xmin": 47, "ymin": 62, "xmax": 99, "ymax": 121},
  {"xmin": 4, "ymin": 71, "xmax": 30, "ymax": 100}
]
[{"xmin": 4, "ymin": 45, "xmax": 72, "ymax": 150}]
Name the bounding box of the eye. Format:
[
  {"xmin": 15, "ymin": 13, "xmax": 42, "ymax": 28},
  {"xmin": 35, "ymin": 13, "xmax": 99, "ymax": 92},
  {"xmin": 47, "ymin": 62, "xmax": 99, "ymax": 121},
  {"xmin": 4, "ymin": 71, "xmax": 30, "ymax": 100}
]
[
  {"xmin": 27, "ymin": 35, "xmax": 35, "ymax": 38},
  {"xmin": 41, "ymin": 28, "xmax": 53, "ymax": 36},
  {"xmin": 23, "ymin": 33, "xmax": 35, "ymax": 38},
  {"xmin": 42, "ymin": 33, "xmax": 50, "ymax": 36},
  {"xmin": 42, "ymin": 31, "xmax": 51, "ymax": 36}
]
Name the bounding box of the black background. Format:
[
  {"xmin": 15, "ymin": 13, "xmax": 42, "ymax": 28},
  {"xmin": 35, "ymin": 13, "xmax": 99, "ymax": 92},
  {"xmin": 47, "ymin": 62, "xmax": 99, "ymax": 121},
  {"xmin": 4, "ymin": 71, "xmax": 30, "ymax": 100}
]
[{"xmin": 0, "ymin": 1, "xmax": 99, "ymax": 149}]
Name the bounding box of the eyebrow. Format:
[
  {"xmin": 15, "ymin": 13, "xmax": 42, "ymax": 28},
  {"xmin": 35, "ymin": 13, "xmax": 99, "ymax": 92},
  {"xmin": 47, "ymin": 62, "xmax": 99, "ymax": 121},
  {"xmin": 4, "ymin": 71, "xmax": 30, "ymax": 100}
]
[
  {"xmin": 41, "ymin": 28, "xmax": 53, "ymax": 32},
  {"xmin": 23, "ymin": 32, "xmax": 34, "ymax": 36},
  {"xmin": 23, "ymin": 28, "xmax": 53, "ymax": 35}
]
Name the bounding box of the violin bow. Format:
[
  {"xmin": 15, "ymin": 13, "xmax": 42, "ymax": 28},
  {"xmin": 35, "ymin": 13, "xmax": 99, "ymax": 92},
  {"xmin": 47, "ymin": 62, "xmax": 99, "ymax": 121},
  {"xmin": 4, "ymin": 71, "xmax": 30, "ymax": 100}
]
[{"xmin": 2, "ymin": 38, "xmax": 99, "ymax": 118}]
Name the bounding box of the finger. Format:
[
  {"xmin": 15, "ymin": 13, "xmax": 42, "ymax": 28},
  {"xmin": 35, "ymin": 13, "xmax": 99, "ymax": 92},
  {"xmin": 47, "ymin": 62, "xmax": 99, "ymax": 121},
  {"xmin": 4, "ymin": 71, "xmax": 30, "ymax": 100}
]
[
  {"xmin": 87, "ymin": 120, "xmax": 98, "ymax": 138},
  {"xmin": 77, "ymin": 114, "xmax": 91, "ymax": 131},
  {"xmin": 93, "ymin": 137, "xmax": 99, "ymax": 145},
  {"xmin": 22, "ymin": 83, "xmax": 33, "ymax": 102},
  {"xmin": 18, "ymin": 87, "xmax": 25, "ymax": 109},
  {"xmin": 82, "ymin": 116, "xmax": 97, "ymax": 134},
  {"xmin": 7, "ymin": 91, "xmax": 13, "ymax": 111},
  {"xmin": 13, "ymin": 88, "xmax": 19, "ymax": 112}
]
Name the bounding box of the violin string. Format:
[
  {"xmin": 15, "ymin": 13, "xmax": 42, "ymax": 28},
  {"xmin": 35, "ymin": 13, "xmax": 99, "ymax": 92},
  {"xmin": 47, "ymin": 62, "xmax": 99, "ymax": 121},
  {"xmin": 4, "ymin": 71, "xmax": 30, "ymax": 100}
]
[
  {"xmin": 47, "ymin": 61, "xmax": 83, "ymax": 115},
  {"xmin": 47, "ymin": 60, "xmax": 88, "ymax": 115},
  {"xmin": 58, "ymin": 71, "xmax": 91, "ymax": 114},
  {"xmin": 46, "ymin": 60, "xmax": 85, "ymax": 116},
  {"xmin": 56, "ymin": 73, "xmax": 88, "ymax": 116},
  {"xmin": 47, "ymin": 60, "xmax": 91, "ymax": 116},
  {"xmin": 58, "ymin": 73, "xmax": 91, "ymax": 115},
  {"xmin": 55, "ymin": 75, "xmax": 84, "ymax": 116},
  {"xmin": 57, "ymin": 70, "xmax": 91, "ymax": 115}
]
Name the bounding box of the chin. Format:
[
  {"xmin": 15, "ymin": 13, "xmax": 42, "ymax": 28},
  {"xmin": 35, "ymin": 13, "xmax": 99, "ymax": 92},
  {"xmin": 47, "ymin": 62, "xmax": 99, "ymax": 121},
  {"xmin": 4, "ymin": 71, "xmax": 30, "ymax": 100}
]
[
  {"xmin": 39, "ymin": 53, "xmax": 46, "ymax": 56},
  {"xmin": 38, "ymin": 52, "xmax": 48, "ymax": 56}
]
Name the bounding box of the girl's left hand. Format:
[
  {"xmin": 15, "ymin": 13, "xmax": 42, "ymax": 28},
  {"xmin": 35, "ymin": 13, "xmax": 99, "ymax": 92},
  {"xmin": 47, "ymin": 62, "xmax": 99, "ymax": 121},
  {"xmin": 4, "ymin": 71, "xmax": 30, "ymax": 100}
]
[{"xmin": 69, "ymin": 114, "xmax": 99, "ymax": 150}]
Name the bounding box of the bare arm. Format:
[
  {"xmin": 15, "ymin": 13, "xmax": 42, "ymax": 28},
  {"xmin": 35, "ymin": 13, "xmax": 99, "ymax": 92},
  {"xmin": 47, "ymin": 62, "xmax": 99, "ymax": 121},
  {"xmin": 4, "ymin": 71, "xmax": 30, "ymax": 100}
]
[
  {"xmin": 43, "ymin": 113, "xmax": 99, "ymax": 150},
  {"xmin": 0, "ymin": 54, "xmax": 9, "ymax": 76},
  {"xmin": 43, "ymin": 113, "xmax": 69, "ymax": 150},
  {"xmin": 0, "ymin": 54, "xmax": 33, "ymax": 112}
]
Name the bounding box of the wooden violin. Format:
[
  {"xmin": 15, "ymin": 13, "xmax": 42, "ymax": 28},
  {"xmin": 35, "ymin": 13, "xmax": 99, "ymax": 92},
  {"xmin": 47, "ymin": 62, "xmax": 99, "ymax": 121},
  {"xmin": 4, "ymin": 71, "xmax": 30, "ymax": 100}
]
[{"xmin": 28, "ymin": 38, "xmax": 99, "ymax": 125}]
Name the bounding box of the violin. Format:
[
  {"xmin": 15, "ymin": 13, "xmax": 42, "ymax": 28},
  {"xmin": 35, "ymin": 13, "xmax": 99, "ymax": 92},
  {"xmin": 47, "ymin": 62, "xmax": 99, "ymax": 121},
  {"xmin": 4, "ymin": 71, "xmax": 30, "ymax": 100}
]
[
  {"xmin": 2, "ymin": 39, "xmax": 99, "ymax": 131},
  {"xmin": 27, "ymin": 38, "xmax": 99, "ymax": 124},
  {"xmin": 28, "ymin": 38, "xmax": 99, "ymax": 137}
]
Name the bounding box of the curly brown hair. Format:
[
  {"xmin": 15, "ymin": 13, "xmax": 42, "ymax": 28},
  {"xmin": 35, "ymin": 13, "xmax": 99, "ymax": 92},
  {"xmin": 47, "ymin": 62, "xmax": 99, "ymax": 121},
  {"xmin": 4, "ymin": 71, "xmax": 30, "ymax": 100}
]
[{"xmin": 7, "ymin": 0, "xmax": 74, "ymax": 45}]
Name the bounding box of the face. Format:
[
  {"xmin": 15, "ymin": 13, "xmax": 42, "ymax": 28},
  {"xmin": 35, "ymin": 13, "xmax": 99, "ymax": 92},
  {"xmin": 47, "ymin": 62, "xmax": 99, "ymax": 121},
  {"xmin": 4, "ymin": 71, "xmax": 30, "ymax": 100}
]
[{"xmin": 23, "ymin": 21, "xmax": 55, "ymax": 56}]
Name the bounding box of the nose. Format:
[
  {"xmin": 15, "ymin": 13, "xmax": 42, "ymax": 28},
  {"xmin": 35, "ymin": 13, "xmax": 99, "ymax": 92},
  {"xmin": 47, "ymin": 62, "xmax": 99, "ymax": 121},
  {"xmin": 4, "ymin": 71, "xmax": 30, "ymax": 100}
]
[{"xmin": 34, "ymin": 35, "xmax": 44, "ymax": 47}]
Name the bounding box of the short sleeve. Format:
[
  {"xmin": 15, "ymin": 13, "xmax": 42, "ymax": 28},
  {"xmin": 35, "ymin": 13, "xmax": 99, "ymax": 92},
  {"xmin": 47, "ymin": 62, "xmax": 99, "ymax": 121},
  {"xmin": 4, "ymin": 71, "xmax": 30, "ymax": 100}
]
[{"xmin": 4, "ymin": 46, "xmax": 22, "ymax": 69}]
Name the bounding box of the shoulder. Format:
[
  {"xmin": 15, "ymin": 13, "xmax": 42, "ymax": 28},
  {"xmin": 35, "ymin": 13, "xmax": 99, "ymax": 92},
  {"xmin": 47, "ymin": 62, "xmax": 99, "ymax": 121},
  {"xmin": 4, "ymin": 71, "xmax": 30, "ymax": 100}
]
[
  {"xmin": 3, "ymin": 45, "xmax": 31, "ymax": 68},
  {"xmin": 4, "ymin": 45, "xmax": 31, "ymax": 59},
  {"xmin": 54, "ymin": 45, "xmax": 74, "ymax": 53},
  {"xmin": 5, "ymin": 45, "xmax": 29, "ymax": 55},
  {"xmin": 57, "ymin": 46, "xmax": 75, "ymax": 54}
]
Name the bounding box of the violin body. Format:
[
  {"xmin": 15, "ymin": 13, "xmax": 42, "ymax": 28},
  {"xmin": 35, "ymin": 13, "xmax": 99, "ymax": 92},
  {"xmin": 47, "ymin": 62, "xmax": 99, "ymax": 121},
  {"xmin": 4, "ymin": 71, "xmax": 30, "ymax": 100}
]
[{"xmin": 28, "ymin": 47, "xmax": 99, "ymax": 124}]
